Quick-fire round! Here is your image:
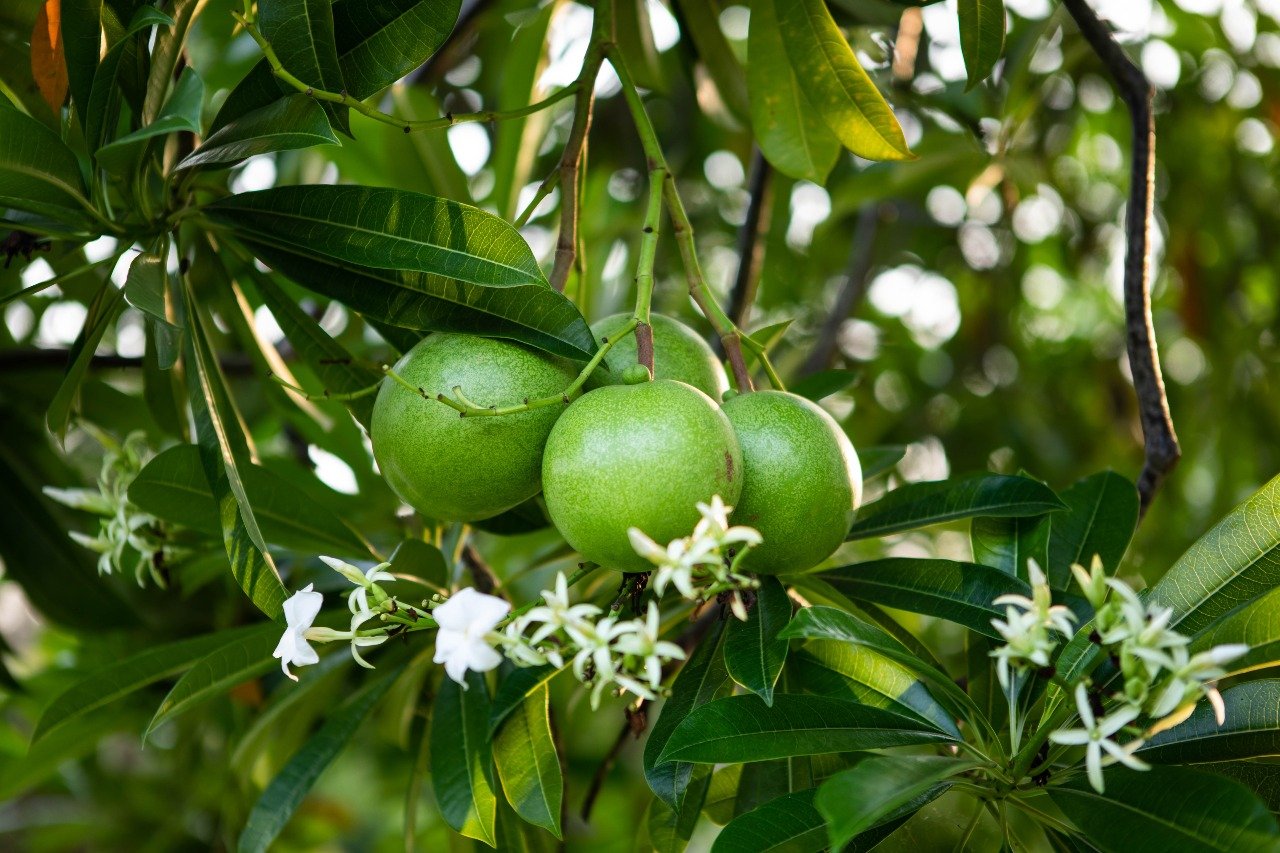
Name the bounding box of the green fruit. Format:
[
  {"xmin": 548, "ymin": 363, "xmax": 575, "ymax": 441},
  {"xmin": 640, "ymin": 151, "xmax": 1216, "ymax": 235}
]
[
  {"xmin": 542, "ymin": 379, "xmax": 743, "ymax": 571},
  {"xmin": 721, "ymin": 390, "xmax": 862, "ymax": 575},
  {"xmin": 622, "ymin": 363, "xmax": 652, "ymax": 385},
  {"xmin": 589, "ymin": 313, "xmax": 729, "ymax": 399},
  {"xmin": 371, "ymin": 334, "xmax": 576, "ymax": 522}
]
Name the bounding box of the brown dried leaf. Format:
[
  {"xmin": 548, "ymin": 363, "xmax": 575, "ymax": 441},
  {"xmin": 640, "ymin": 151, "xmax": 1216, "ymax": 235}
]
[{"xmin": 31, "ymin": 0, "xmax": 68, "ymax": 113}]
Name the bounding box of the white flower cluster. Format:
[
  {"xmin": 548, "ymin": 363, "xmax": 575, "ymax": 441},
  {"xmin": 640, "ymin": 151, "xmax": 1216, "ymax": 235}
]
[
  {"xmin": 990, "ymin": 555, "xmax": 1249, "ymax": 793},
  {"xmin": 627, "ymin": 495, "xmax": 762, "ymax": 620},
  {"xmin": 45, "ymin": 431, "xmax": 177, "ymax": 587}
]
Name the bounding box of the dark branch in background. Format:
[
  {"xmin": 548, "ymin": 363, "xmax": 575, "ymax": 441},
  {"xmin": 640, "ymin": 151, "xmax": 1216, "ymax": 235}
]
[
  {"xmin": 0, "ymin": 348, "xmax": 254, "ymax": 374},
  {"xmin": 726, "ymin": 149, "xmax": 773, "ymax": 330},
  {"xmin": 413, "ymin": 0, "xmax": 496, "ymax": 85},
  {"xmin": 1061, "ymin": 0, "xmax": 1180, "ymax": 518},
  {"xmin": 801, "ymin": 204, "xmax": 881, "ymax": 376},
  {"xmin": 461, "ymin": 543, "xmax": 501, "ymax": 595}
]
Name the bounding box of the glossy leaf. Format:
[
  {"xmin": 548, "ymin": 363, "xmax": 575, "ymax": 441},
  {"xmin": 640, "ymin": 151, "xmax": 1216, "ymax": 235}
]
[
  {"xmin": 815, "ymin": 755, "xmax": 978, "ymax": 849},
  {"xmin": 145, "ymin": 623, "xmax": 281, "ymax": 737},
  {"xmin": 645, "ymin": 619, "xmax": 730, "ymax": 809},
  {"xmin": 1192, "ymin": 585, "xmax": 1280, "ymax": 674},
  {"xmin": 1140, "ymin": 680, "xmax": 1280, "ymax": 764},
  {"xmin": 493, "ymin": 684, "xmax": 563, "ymax": 838},
  {"xmin": 725, "ymin": 576, "xmax": 791, "ymax": 705},
  {"xmin": 490, "ymin": 664, "xmax": 562, "ymax": 733},
  {"xmin": 33, "ymin": 625, "xmax": 263, "ymax": 743},
  {"xmin": 847, "ymin": 473, "xmax": 1065, "ymax": 540},
  {"xmin": 0, "ymin": 104, "xmax": 91, "ymax": 223},
  {"xmin": 788, "ymin": 369, "xmax": 859, "ymax": 403},
  {"xmin": 432, "ymin": 671, "xmax": 498, "ymax": 845},
  {"xmin": 711, "ymin": 789, "xmax": 826, "ymax": 853},
  {"xmin": 777, "ymin": 0, "xmax": 912, "ymax": 161},
  {"xmin": 1046, "ymin": 471, "xmax": 1139, "ymax": 589},
  {"xmin": 858, "ymin": 445, "xmax": 907, "ymax": 480},
  {"xmin": 1201, "ymin": 762, "xmax": 1280, "ymax": 815},
  {"xmin": 1048, "ymin": 765, "xmax": 1280, "ymax": 853},
  {"xmin": 971, "ymin": 513, "xmax": 1050, "ymax": 581},
  {"xmin": 238, "ymin": 670, "xmax": 397, "ymax": 853},
  {"xmin": 823, "ymin": 558, "xmax": 1032, "ymax": 637},
  {"xmin": 212, "ymin": 0, "xmax": 461, "ymax": 132},
  {"xmin": 96, "ymin": 65, "xmax": 203, "ymax": 170},
  {"xmin": 958, "ymin": 0, "xmax": 1006, "ymax": 90},
  {"xmin": 61, "ymin": 0, "xmax": 100, "ymax": 114},
  {"xmin": 258, "ymin": 0, "xmax": 348, "ymax": 135},
  {"xmin": 748, "ymin": 0, "xmax": 841, "ymax": 184},
  {"xmin": 179, "ymin": 95, "xmax": 339, "ymax": 170},
  {"xmin": 129, "ymin": 444, "xmax": 376, "ymax": 558},
  {"xmin": 84, "ymin": 6, "xmax": 174, "ymax": 150},
  {"xmin": 142, "ymin": 0, "xmax": 202, "ymax": 124},
  {"xmin": 1148, "ymin": 471, "xmax": 1280, "ymax": 634},
  {"xmin": 46, "ymin": 278, "xmax": 126, "ymax": 440},
  {"xmin": 656, "ymin": 694, "xmax": 954, "ymax": 765}
]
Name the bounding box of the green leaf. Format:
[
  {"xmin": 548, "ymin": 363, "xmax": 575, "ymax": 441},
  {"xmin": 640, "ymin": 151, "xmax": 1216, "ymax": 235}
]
[
  {"xmin": 779, "ymin": 606, "xmax": 981, "ymax": 729},
  {"xmin": 615, "ymin": 0, "xmax": 666, "ymax": 93},
  {"xmin": 182, "ymin": 284, "xmax": 289, "ymax": 617},
  {"xmin": 490, "ymin": 664, "xmax": 562, "ymax": 734},
  {"xmin": 788, "ymin": 369, "xmax": 859, "ymax": 403},
  {"xmin": 63, "ymin": 0, "xmax": 104, "ymax": 117},
  {"xmin": 431, "ymin": 671, "xmax": 498, "ymax": 846},
  {"xmin": 1140, "ymin": 680, "xmax": 1280, "ymax": 764},
  {"xmin": 258, "ymin": 0, "xmax": 348, "ymax": 135},
  {"xmin": 645, "ymin": 620, "xmax": 730, "ymax": 809},
  {"xmin": 822, "ymin": 558, "xmax": 1031, "ymax": 637},
  {"xmin": 958, "ymin": 0, "xmax": 1006, "ymax": 90},
  {"xmin": 212, "ymin": 0, "xmax": 461, "ymax": 132},
  {"xmin": 656, "ymin": 694, "xmax": 954, "ymax": 765},
  {"xmin": 970, "ymin": 513, "xmax": 1050, "ymax": 582},
  {"xmin": 1191, "ymin": 585, "xmax": 1280, "ymax": 675},
  {"xmin": 85, "ymin": 6, "xmax": 175, "ymax": 150},
  {"xmin": 711, "ymin": 789, "xmax": 827, "ymax": 853},
  {"xmin": 128, "ymin": 444, "xmax": 376, "ymax": 558},
  {"xmin": 145, "ymin": 623, "xmax": 281, "ymax": 737},
  {"xmin": 815, "ymin": 754, "xmax": 977, "ymax": 849},
  {"xmin": 725, "ymin": 576, "xmax": 791, "ymax": 705},
  {"xmin": 493, "ymin": 684, "xmax": 563, "ymax": 838},
  {"xmin": 1046, "ymin": 471, "xmax": 1139, "ymax": 589},
  {"xmin": 142, "ymin": 0, "xmax": 204, "ymax": 125},
  {"xmin": 238, "ymin": 670, "xmax": 398, "ymax": 853},
  {"xmin": 748, "ymin": 0, "xmax": 841, "ymax": 184},
  {"xmin": 1201, "ymin": 762, "xmax": 1280, "ymax": 815},
  {"xmin": 1148, "ymin": 471, "xmax": 1280, "ymax": 635},
  {"xmin": 791, "ymin": 641, "xmax": 959, "ymax": 738},
  {"xmin": 0, "ymin": 707, "xmax": 131, "ymax": 800},
  {"xmin": 0, "ymin": 105, "xmax": 92, "ymax": 223},
  {"xmin": 96, "ymin": 66, "xmax": 204, "ymax": 171},
  {"xmin": 32, "ymin": 625, "xmax": 263, "ymax": 743},
  {"xmin": 776, "ymin": 0, "xmax": 912, "ymax": 161},
  {"xmin": 226, "ymin": 231, "xmax": 597, "ymax": 361},
  {"xmin": 673, "ymin": 0, "xmax": 749, "ymax": 122},
  {"xmin": 123, "ymin": 254, "xmax": 182, "ymax": 370},
  {"xmin": 858, "ymin": 445, "xmax": 906, "ymax": 480},
  {"xmin": 47, "ymin": 278, "xmax": 128, "ymax": 440},
  {"xmin": 208, "ymin": 185, "xmax": 547, "ymax": 286},
  {"xmin": 178, "ymin": 95, "xmax": 339, "ymax": 170},
  {"xmin": 847, "ymin": 474, "xmax": 1065, "ymax": 540},
  {"xmin": 1048, "ymin": 766, "xmax": 1280, "ymax": 853}
]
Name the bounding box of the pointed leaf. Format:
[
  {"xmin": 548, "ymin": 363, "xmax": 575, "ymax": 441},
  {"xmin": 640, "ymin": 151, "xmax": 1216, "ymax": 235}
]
[
  {"xmin": 958, "ymin": 0, "xmax": 1006, "ymax": 90},
  {"xmin": 656, "ymin": 694, "xmax": 954, "ymax": 765},
  {"xmin": 238, "ymin": 670, "xmax": 398, "ymax": 853},
  {"xmin": 31, "ymin": 0, "xmax": 68, "ymax": 113},
  {"xmin": 971, "ymin": 513, "xmax": 1050, "ymax": 582},
  {"xmin": 725, "ymin": 576, "xmax": 791, "ymax": 705},
  {"xmin": 777, "ymin": 0, "xmax": 912, "ymax": 161},
  {"xmin": 179, "ymin": 95, "xmax": 339, "ymax": 170},
  {"xmin": 46, "ymin": 278, "xmax": 127, "ymax": 440},
  {"xmin": 490, "ymin": 664, "xmax": 563, "ymax": 733},
  {"xmin": 1046, "ymin": 471, "xmax": 1139, "ymax": 589},
  {"xmin": 431, "ymin": 671, "xmax": 498, "ymax": 846},
  {"xmin": 847, "ymin": 474, "xmax": 1065, "ymax": 540},
  {"xmin": 711, "ymin": 789, "xmax": 827, "ymax": 853},
  {"xmin": 493, "ymin": 684, "xmax": 563, "ymax": 838},
  {"xmin": 858, "ymin": 445, "xmax": 906, "ymax": 481},
  {"xmin": 0, "ymin": 104, "xmax": 91, "ymax": 223},
  {"xmin": 1140, "ymin": 680, "xmax": 1280, "ymax": 764},
  {"xmin": 258, "ymin": 0, "xmax": 348, "ymax": 134},
  {"xmin": 788, "ymin": 369, "xmax": 859, "ymax": 403},
  {"xmin": 96, "ymin": 65, "xmax": 204, "ymax": 171}
]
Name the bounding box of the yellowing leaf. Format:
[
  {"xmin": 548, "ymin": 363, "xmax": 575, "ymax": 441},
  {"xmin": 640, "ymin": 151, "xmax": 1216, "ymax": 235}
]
[{"xmin": 31, "ymin": 0, "xmax": 69, "ymax": 113}]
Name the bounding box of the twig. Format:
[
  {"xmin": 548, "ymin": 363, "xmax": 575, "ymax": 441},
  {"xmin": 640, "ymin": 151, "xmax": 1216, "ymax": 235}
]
[
  {"xmin": 726, "ymin": 149, "xmax": 773, "ymax": 329},
  {"xmin": 1061, "ymin": 0, "xmax": 1179, "ymax": 518},
  {"xmin": 801, "ymin": 204, "xmax": 881, "ymax": 376},
  {"xmin": 461, "ymin": 543, "xmax": 500, "ymax": 596}
]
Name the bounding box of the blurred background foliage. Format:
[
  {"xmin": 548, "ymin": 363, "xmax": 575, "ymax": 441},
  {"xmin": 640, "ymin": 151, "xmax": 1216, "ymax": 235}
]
[{"xmin": 1, "ymin": 0, "xmax": 1279, "ymax": 848}]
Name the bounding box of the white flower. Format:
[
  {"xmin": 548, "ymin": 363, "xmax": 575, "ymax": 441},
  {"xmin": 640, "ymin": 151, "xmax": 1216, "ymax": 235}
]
[
  {"xmin": 321, "ymin": 556, "xmax": 395, "ymax": 614},
  {"xmin": 989, "ymin": 560, "xmax": 1076, "ymax": 689},
  {"xmin": 432, "ymin": 587, "xmax": 511, "ymax": 685},
  {"xmin": 693, "ymin": 495, "xmax": 763, "ymax": 551},
  {"xmin": 347, "ymin": 608, "xmax": 390, "ymax": 668},
  {"xmin": 993, "ymin": 559, "xmax": 1077, "ymax": 638},
  {"xmin": 1146, "ymin": 643, "xmax": 1249, "ymax": 724},
  {"xmin": 1048, "ymin": 683, "xmax": 1149, "ymax": 793},
  {"xmin": 521, "ymin": 571, "xmax": 602, "ymax": 644},
  {"xmin": 1071, "ymin": 555, "xmax": 1108, "ymax": 610},
  {"xmin": 274, "ymin": 584, "xmax": 324, "ymax": 681},
  {"xmin": 612, "ymin": 602, "xmax": 686, "ymax": 692}
]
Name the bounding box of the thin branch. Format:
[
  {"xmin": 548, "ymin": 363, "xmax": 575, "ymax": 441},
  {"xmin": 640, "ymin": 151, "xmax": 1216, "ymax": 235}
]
[
  {"xmin": 0, "ymin": 348, "xmax": 254, "ymax": 374},
  {"xmin": 461, "ymin": 543, "xmax": 501, "ymax": 595},
  {"xmin": 1061, "ymin": 0, "xmax": 1180, "ymax": 518},
  {"xmin": 726, "ymin": 148, "xmax": 773, "ymax": 329},
  {"xmin": 801, "ymin": 204, "xmax": 881, "ymax": 377}
]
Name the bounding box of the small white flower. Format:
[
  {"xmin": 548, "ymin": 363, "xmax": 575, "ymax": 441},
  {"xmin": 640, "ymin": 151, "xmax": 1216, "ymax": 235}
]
[
  {"xmin": 612, "ymin": 602, "xmax": 686, "ymax": 691},
  {"xmin": 522, "ymin": 571, "xmax": 602, "ymax": 644},
  {"xmin": 693, "ymin": 495, "xmax": 763, "ymax": 551},
  {"xmin": 1071, "ymin": 555, "xmax": 1108, "ymax": 611},
  {"xmin": 274, "ymin": 584, "xmax": 324, "ymax": 681},
  {"xmin": 993, "ymin": 560, "xmax": 1077, "ymax": 637},
  {"xmin": 1146, "ymin": 643, "xmax": 1249, "ymax": 724},
  {"xmin": 321, "ymin": 556, "xmax": 395, "ymax": 614},
  {"xmin": 347, "ymin": 608, "xmax": 389, "ymax": 669},
  {"xmin": 1048, "ymin": 683, "xmax": 1149, "ymax": 793},
  {"xmin": 432, "ymin": 587, "xmax": 511, "ymax": 685},
  {"xmin": 989, "ymin": 560, "xmax": 1076, "ymax": 688}
]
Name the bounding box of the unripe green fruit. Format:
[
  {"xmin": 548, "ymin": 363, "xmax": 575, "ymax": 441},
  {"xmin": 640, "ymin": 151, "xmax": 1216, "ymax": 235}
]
[
  {"xmin": 721, "ymin": 390, "xmax": 862, "ymax": 575},
  {"xmin": 589, "ymin": 313, "xmax": 729, "ymax": 399},
  {"xmin": 371, "ymin": 334, "xmax": 576, "ymax": 521},
  {"xmin": 542, "ymin": 380, "xmax": 743, "ymax": 571}
]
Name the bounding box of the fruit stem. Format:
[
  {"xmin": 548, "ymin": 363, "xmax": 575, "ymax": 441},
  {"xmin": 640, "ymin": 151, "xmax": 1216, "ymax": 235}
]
[
  {"xmin": 383, "ymin": 318, "xmax": 639, "ymax": 417},
  {"xmin": 267, "ymin": 372, "xmax": 380, "ymax": 402},
  {"xmin": 607, "ymin": 42, "xmax": 785, "ymax": 394}
]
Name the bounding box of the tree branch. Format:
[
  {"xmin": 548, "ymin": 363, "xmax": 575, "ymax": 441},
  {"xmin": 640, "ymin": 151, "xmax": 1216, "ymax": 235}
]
[
  {"xmin": 726, "ymin": 148, "xmax": 773, "ymax": 329},
  {"xmin": 1062, "ymin": 0, "xmax": 1180, "ymax": 518},
  {"xmin": 0, "ymin": 348, "xmax": 254, "ymax": 374},
  {"xmin": 801, "ymin": 204, "xmax": 880, "ymax": 377}
]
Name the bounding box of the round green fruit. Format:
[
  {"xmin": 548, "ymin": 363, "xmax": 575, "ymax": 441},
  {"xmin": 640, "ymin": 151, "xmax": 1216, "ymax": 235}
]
[
  {"xmin": 589, "ymin": 313, "xmax": 729, "ymax": 399},
  {"xmin": 542, "ymin": 379, "xmax": 743, "ymax": 571},
  {"xmin": 721, "ymin": 390, "xmax": 862, "ymax": 575},
  {"xmin": 371, "ymin": 334, "xmax": 576, "ymax": 522}
]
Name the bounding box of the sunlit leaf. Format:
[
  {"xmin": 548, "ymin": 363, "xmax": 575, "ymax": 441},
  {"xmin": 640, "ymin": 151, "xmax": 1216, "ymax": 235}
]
[
  {"xmin": 725, "ymin": 576, "xmax": 791, "ymax": 705},
  {"xmin": 431, "ymin": 671, "xmax": 497, "ymax": 845},
  {"xmin": 847, "ymin": 474, "xmax": 1064, "ymax": 540},
  {"xmin": 493, "ymin": 684, "xmax": 563, "ymax": 838}
]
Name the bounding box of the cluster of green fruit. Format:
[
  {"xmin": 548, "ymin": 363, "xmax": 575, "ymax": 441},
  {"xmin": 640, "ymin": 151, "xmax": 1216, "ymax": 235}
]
[{"xmin": 370, "ymin": 315, "xmax": 863, "ymax": 575}]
